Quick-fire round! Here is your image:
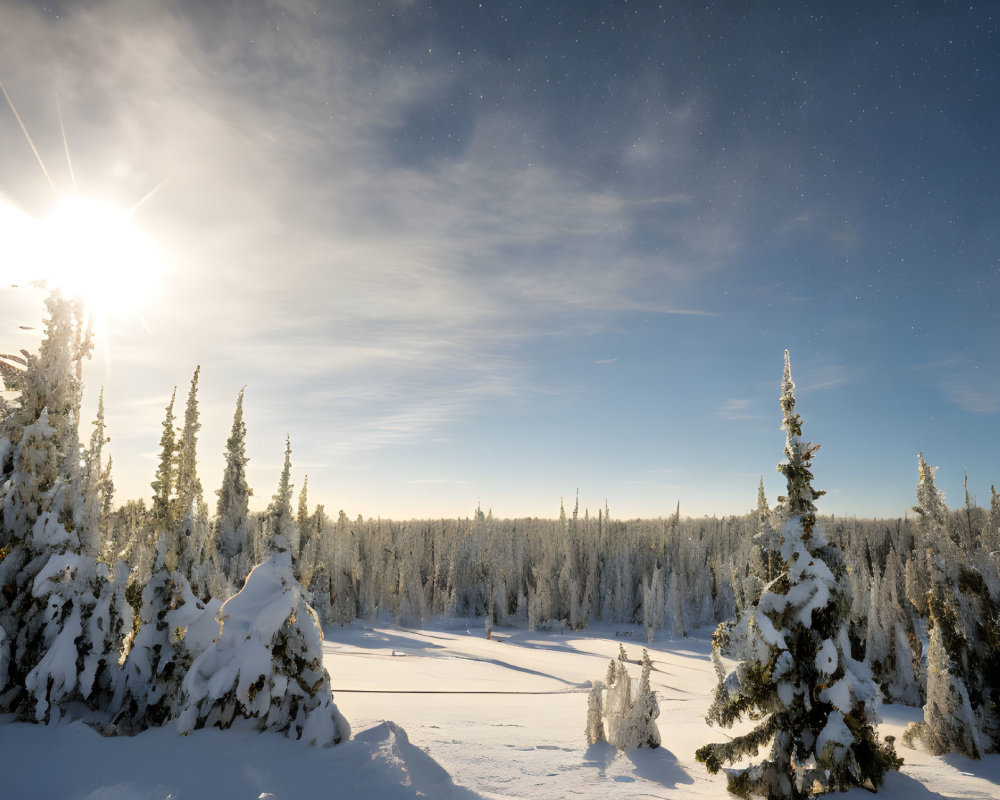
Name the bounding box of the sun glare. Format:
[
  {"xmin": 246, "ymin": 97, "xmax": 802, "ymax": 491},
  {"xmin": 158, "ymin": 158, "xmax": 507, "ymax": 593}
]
[{"xmin": 38, "ymin": 195, "xmax": 164, "ymax": 318}]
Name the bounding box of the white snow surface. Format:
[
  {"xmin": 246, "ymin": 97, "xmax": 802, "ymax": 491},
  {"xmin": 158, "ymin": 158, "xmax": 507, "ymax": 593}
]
[{"xmin": 3, "ymin": 622, "xmax": 1000, "ymax": 799}]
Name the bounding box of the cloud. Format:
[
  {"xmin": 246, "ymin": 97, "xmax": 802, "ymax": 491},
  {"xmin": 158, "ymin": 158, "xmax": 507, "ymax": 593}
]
[
  {"xmin": 797, "ymin": 364, "xmax": 850, "ymax": 393},
  {"xmin": 0, "ymin": 0, "xmax": 733, "ymax": 477},
  {"xmin": 717, "ymin": 398, "xmax": 759, "ymax": 420}
]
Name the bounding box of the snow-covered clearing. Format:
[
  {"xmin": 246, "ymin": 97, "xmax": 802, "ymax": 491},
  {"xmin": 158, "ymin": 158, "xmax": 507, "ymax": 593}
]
[{"xmin": 3, "ymin": 622, "xmax": 999, "ymax": 799}]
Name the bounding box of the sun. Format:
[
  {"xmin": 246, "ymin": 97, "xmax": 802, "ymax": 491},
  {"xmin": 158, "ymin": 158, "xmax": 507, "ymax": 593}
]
[{"xmin": 38, "ymin": 194, "xmax": 164, "ymax": 319}]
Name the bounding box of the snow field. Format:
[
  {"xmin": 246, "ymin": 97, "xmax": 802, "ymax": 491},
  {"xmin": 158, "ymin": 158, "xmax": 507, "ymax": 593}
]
[
  {"xmin": 3, "ymin": 623, "xmax": 1000, "ymax": 799},
  {"xmin": 326, "ymin": 622, "xmax": 1000, "ymax": 800}
]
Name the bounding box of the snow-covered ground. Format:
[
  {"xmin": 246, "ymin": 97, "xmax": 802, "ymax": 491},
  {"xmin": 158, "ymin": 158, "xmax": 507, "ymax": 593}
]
[{"xmin": 3, "ymin": 622, "xmax": 999, "ymax": 799}]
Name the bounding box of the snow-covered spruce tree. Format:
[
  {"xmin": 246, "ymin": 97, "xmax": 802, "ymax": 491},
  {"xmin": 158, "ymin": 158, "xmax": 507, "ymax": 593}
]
[
  {"xmin": 264, "ymin": 436, "xmax": 299, "ymax": 559},
  {"xmin": 643, "ymin": 564, "xmax": 666, "ymax": 642},
  {"xmin": 113, "ymin": 379, "xmax": 219, "ymax": 733},
  {"xmin": 593, "ymin": 646, "xmax": 660, "ymax": 750},
  {"xmin": 112, "ymin": 526, "xmax": 217, "ymax": 732},
  {"xmin": 297, "ymin": 474, "xmax": 312, "ymax": 574},
  {"xmin": 174, "ymin": 367, "xmax": 214, "ymax": 597},
  {"xmin": 177, "ymin": 456, "xmax": 350, "ymax": 745},
  {"xmin": 902, "ymin": 454, "xmax": 1000, "ymax": 756},
  {"xmin": 718, "ymin": 480, "xmax": 779, "ymax": 661},
  {"xmin": 864, "ymin": 546, "xmax": 920, "ymax": 706},
  {"xmin": 603, "ymin": 651, "xmax": 631, "ymax": 748},
  {"xmin": 625, "ymin": 649, "xmax": 661, "ymax": 749},
  {"xmin": 585, "ymin": 680, "xmax": 606, "ymax": 745},
  {"xmin": 78, "ymin": 388, "xmax": 114, "ymax": 559},
  {"xmin": 150, "ymin": 387, "xmax": 178, "ymax": 534},
  {"xmin": 214, "ymin": 387, "xmax": 252, "ymax": 586},
  {"xmin": 696, "ymin": 350, "xmax": 900, "ymax": 798},
  {"xmin": 903, "ymin": 605, "xmax": 983, "ymax": 757},
  {"xmin": 0, "ymin": 293, "xmax": 129, "ymax": 723}
]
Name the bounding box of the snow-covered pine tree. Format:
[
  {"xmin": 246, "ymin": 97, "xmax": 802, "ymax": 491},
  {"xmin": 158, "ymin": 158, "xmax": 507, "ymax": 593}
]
[
  {"xmin": 603, "ymin": 652, "xmax": 632, "ymax": 748},
  {"xmin": 696, "ymin": 350, "xmax": 900, "ymax": 798},
  {"xmin": 0, "ymin": 293, "xmax": 127, "ymax": 723},
  {"xmin": 626, "ymin": 649, "xmax": 661, "ymax": 749},
  {"xmin": 150, "ymin": 388, "xmax": 178, "ymax": 534},
  {"xmin": 176, "ymin": 548, "xmax": 350, "ymax": 746},
  {"xmin": 174, "ymin": 367, "xmax": 212, "ymax": 595},
  {"xmin": 215, "ymin": 387, "xmax": 252, "ymax": 587},
  {"xmin": 864, "ymin": 545, "xmax": 921, "ymax": 706},
  {"xmin": 592, "ymin": 646, "xmax": 660, "ymax": 750},
  {"xmin": 903, "ymin": 605, "xmax": 983, "ymax": 757},
  {"xmin": 643, "ymin": 564, "xmax": 666, "ymax": 642},
  {"xmin": 112, "ymin": 532, "xmax": 216, "ymax": 732},
  {"xmin": 297, "ymin": 474, "xmax": 311, "ymax": 571},
  {"xmin": 585, "ymin": 680, "xmax": 606, "ymax": 745},
  {"xmin": 77, "ymin": 388, "xmax": 113, "ymax": 559},
  {"xmin": 264, "ymin": 436, "xmax": 298, "ymax": 558},
  {"xmin": 113, "ymin": 376, "xmax": 222, "ymax": 732},
  {"xmin": 902, "ymin": 454, "xmax": 1000, "ymax": 756}
]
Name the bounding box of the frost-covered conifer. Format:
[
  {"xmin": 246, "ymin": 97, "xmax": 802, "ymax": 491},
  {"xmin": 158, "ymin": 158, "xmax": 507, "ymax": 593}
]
[
  {"xmin": 642, "ymin": 565, "xmax": 665, "ymax": 642},
  {"xmin": 297, "ymin": 474, "xmax": 311, "ymax": 565},
  {"xmin": 0, "ymin": 294, "xmax": 128, "ymax": 723},
  {"xmin": 903, "ymin": 454, "xmax": 1000, "ymax": 756},
  {"xmin": 215, "ymin": 388, "xmax": 252, "ymax": 581},
  {"xmin": 177, "ymin": 550, "xmax": 350, "ymax": 746},
  {"xmin": 903, "ymin": 605, "xmax": 983, "ymax": 757},
  {"xmin": 174, "ymin": 367, "xmax": 203, "ymax": 522},
  {"xmin": 696, "ymin": 350, "xmax": 899, "ymax": 798},
  {"xmin": 77, "ymin": 388, "xmax": 113, "ymax": 558},
  {"xmin": 604, "ymin": 654, "xmax": 632, "ymax": 748},
  {"xmin": 626, "ymin": 649, "xmax": 661, "ymax": 749},
  {"xmin": 112, "ymin": 534, "xmax": 218, "ymax": 732},
  {"xmin": 150, "ymin": 388, "xmax": 178, "ymax": 533},
  {"xmin": 666, "ymin": 567, "xmax": 685, "ymax": 638},
  {"xmin": 264, "ymin": 436, "xmax": 298, "ymax": 557},
  {"xmin": 864, "ymin": 546, "xmax": 921, "ymax": 706},
  {"xmin": 591, "ymin": 646, "xmax": 660, "ymax": 750},
  {"xmin": 585, "ymin": 680, "xmax": 606, "ymax": 745},
  {"xmin": 174, "ymin": 367, "xmax": 212, "ymax": 594}
]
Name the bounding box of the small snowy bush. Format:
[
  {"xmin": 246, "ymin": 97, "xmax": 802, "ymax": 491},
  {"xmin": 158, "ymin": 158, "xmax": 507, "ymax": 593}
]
[{"xmin": 586, "ymin": 647, "xmax": 660, "ymax": 750}]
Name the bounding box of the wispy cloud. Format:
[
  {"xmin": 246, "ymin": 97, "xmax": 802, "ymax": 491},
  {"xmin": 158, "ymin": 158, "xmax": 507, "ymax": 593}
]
[
  {"xmin": 717, "ymin": 398, "xmax": 759, "ymax": 420},
  {"xmin": 797, "ymin": 364, "xmax": 850, "ymax": 393},
  {"xmin": 0, "ymin": 0, "xmax": 746, "ymax": 506}
]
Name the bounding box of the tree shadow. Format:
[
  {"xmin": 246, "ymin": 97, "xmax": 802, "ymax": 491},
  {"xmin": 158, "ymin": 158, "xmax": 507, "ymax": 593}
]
[
  {"xmin": 582, "ymin": 743, "xmax": 694, "ymax": 789},
  {"xmin": 848, "ymin": 770, "xmax": 951, "ymax": 799},
  {"xmin": 336, "ymin": 626, "xmax": 446, "ymax": 652},
  {"xmin": 941, "ymin": 752, "xmax": 1000, "ymax": 787},
  {"xmin": 583, "ymin": 742, "xmax": 618, "ymax": 776},
  {"xmin": 625, "ymin": 745, "xmax": 694, "ymax": 789}
]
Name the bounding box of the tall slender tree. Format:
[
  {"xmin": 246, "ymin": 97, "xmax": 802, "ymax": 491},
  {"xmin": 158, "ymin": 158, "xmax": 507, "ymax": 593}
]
[
  {"xmin": 265, "ymin": 436, "xmax": 298, "ymax": 557},
  {"xmin": 215, "ymin": 387, "xmax": 252, "ymax": 578},
  {"xmin": 174, "ymin": 366, "xmax": 203, "ymax": 524},
  {"xmin": 150, "ymin": 388, "xmax": 178, "ymax": 533},
  {"xmin": 697, "ymin": 350, "xmax": 900, "ymax": 798}
]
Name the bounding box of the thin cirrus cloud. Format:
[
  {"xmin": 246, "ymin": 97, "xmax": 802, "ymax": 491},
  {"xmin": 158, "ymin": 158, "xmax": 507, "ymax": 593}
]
[{"xmin": 717, "ymin": 399, "xmax": 759, "ymax": 421}]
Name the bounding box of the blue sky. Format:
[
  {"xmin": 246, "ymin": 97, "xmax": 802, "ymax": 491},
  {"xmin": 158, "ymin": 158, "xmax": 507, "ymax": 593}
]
[{"xmin": 1, "ymin": 0, "xmax": 997, "ymax": 520}]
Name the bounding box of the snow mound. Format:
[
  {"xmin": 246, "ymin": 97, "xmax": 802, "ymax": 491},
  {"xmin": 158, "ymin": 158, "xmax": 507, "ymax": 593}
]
[{"xmin": 0, "ymin": 717, "xmax": 482, "ymax": 799}]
